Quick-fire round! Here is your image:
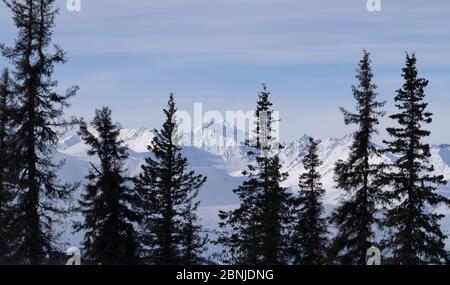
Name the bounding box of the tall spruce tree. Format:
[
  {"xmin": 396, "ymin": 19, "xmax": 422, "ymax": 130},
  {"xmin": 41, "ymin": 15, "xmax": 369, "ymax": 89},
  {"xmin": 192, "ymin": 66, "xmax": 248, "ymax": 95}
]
[
  {"xmin": 291, "ymin": 137, "xmax": 328, "ymax": 265},
  {"xmin": 0, "ymin": 68, "xmax": 17, "ymax": 263},
  {"xmin": 382, "ymin": 53, "xmax": 449, "ymax": 265},
  {"xmin": 217, "ymin": 84, "xmax": 292, "ymax": 265},
  {"xmin": 329, "ymin": 50, "xmax": 385, "ymax": 265},
  {"xmin": 1, "ymin": 0, "xmax": 78, "ymax": 264},
  {"xmin": 76, "ymin": 107, "xmax": 140, "ymax": 265},
  {"xmin": 135, "ymin": 94, "xmax": 207, "ymax": 265}
]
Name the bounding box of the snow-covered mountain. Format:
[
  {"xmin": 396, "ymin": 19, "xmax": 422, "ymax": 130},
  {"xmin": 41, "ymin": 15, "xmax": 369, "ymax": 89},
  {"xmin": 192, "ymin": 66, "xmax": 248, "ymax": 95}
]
[{"xmin": 56, "ymin": 121, "xmax": 450, "ymax": 251}]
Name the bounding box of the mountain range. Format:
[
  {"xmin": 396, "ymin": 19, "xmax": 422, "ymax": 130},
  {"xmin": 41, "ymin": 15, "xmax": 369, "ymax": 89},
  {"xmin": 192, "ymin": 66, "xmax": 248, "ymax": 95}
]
[{"xmin": 55, "ymin": 120, "xmax": 450, "ymax": 254}]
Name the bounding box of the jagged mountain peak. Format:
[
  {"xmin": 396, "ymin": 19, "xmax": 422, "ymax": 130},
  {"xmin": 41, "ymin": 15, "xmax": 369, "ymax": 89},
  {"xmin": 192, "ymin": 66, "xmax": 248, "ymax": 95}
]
[{"xmin": 57, "ymin": 125, "xmax": 450, "ymax": 196}]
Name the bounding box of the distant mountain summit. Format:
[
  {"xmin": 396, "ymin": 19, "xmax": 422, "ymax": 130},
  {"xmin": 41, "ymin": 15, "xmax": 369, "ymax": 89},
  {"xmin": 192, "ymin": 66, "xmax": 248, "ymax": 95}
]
[{"xmin": 58, "ymin": 123, "xmax": 450, "ymax": 205}]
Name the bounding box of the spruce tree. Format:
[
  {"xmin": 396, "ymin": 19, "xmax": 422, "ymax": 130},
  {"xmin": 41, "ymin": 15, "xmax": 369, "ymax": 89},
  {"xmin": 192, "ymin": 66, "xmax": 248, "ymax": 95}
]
[
  {"xmin": 291, "ymin": 137, "xmax": 328, "ymax": 265},
  {"xmin": 76, "ymin": 107, "xmax": 140, "ymax": 265},
  {"xmin": 1, "ymin": 0, "xmax": 78, "ymax": 264},
  {"xmin": 248, "ymin": 84, "xmax": 274, "ymax": 152},
  {"xmin": 0, "ymin": 68, "xmax": 17, "ymax": 263},
  {"xmin": 182, "ymin": 200, "xmax": 208, "ymax": 264},
  {"xmin": 382, "ymin": 53, "xmax": 449, "ymax": 265},
  {"xmin": 217, "ymin": 84, "xmax": 292, "ymax": 265},
  {"xmin": 135, "ymin": 94, "xmax": 207, "ymax": 265},
  {"xmin": 329, "ymin": 50, "xmax": 385, "ymax": 265}
]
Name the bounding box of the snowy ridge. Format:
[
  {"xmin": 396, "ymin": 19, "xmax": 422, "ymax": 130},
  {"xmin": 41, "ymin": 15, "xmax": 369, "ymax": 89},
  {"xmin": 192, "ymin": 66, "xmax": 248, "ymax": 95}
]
[
  {"xmin": 55, "ymin": 123, "xmax": 450, "ymax": 250},
  {"xmin": 57, "ymin": 123, "xmax": 450, "ymax": 205}
]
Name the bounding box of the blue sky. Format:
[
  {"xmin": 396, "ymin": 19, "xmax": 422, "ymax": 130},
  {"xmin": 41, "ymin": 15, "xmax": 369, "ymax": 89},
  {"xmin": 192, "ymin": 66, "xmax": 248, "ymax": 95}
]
[{"xmin": 0, "ymin": 0, "xmax": 449, "ymax": 143}]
